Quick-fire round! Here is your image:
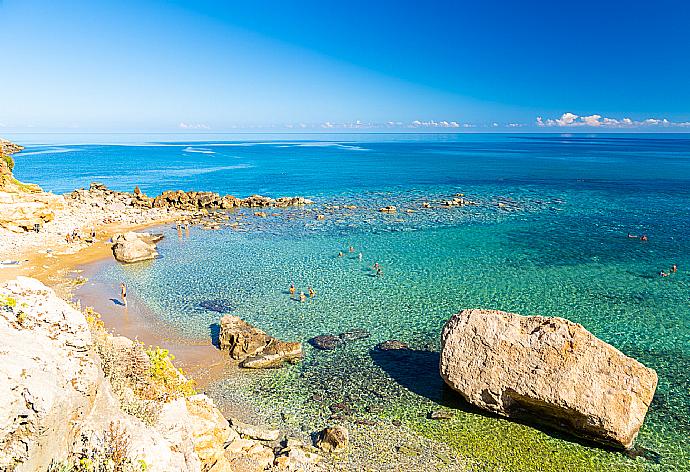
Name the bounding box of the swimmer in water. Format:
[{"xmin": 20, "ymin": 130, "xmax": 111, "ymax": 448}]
[
  {"xmin": 299, "ymin": 292, "xmax": 307, "ymax": 302},
  {"xmin": 349, "ymin": 246, "xmax": 355, "ymax": 253},
  {"xmin": 338, "ymin": 251, "xmax": 344, "ymax": 257},
  {"xmin": 373, "ymin": 262, "xmax": 380, "ymax": 271},
  {"xmin": 659, "ymin": 271, "xmax": 669, "ymax": 277},
  {"xmin": 289, "ymin": 282, "xmax": 295, "ymax": 296},
  {"xmin": 640, "ymin": 234, "xmax": 648, "ymax": 241}
]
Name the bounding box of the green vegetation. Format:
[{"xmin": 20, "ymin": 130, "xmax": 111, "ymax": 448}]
[
  {"xmin": 145, "ymin": 346, "xmax": 197, "ymax": 398},
  {"xmin": 1, "ymin": 152, "xmax": 14, "ymax": 172}
]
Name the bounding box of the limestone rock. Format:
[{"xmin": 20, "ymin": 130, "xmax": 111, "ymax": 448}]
[
  {"xmin": 229, "ymin": 418, "xmax": 280, "ymax": 441},
  {"xmin": 439, "ymin": 309, "xmax": 658, "ymax": 449},
  {"xmin": 111, "ymin": 231, "xmax": 160, "ymax": 263},
  {"xmin": 240, "ymin": 341, "xmax": 303, "ymax": 369},
  {"xmin": 0, "ymin": 277, "xmax": 205, "ymax": 471},
  {"xmin": 219, "ymin": 315, "xmax": 302, "ymax": 369},
  {"xmin": 218, "ymin": 315, "xmax": 272, "ymax": 360},
  {"xmin": 316, "ymin": 426, "xmax": 348, "ymax": 453},
  {"xmin": 0, "ymin": 191, "xmax": 65, "ymax": 232}
]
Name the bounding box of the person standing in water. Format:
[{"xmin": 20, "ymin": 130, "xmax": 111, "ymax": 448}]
[
  {"xmin": 120, "ymin": 282, "xmax": 128, "ymax": 307},
  {"xmin": 358, "ymin": 252, "xmax": 363, "ymax": 261},
  {"xmin": 289, "ymin": 282, "xmax": 296, "ymax": 296},
  {"xmin": 338, "ymin": 251, "xmax": 344, "ymax": 258},
  {"xmin": 349, "ymin": 246, "xmax": 355, "ymax": 253},
  {"xmin": 308, "ymin": 286, "xmax": 316, "ymax": 298},
  {"xmin": 299, "ymin": 291, "xmax": 307, "ymax": 302},
  {"xmin": 671, "ymin": 264, "xmax": 678, "ymax": 273}
]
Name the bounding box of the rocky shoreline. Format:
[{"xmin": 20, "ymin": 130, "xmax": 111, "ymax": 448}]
[
  {"xmin": 0, "ymin": 277, "xmax": 335, "ymax": 471},
  {"xmin": 0, "ymin": 139, "xmax": 662, "ymax": 471}
]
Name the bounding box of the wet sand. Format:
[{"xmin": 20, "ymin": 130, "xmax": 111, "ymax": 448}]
[{"xmin": 74, "ymin": 258, "xmax": 233, "ymax": 388}]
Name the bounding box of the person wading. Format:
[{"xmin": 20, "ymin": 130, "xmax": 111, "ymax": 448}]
[{"xmin": 120, "ymin": 282, "xmax": 128, "ymax": 307}]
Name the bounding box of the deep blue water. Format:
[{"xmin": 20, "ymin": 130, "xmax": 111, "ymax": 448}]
[{"xmin": 9, "ymin": 133, "xmax": 690, "ymax": 471}]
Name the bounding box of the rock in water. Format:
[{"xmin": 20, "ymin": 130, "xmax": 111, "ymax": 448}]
[
  {"xmin": 199, "ymin": 299, "xmax": 234, "ymax": 313},
  {"xmin": 375, "ymin": 340, "xmax": 409, "ymax": 351},
  {"xmin": 439, "ymin": 309, "xmax": 658, "ymax": 449},
  {"xmin": 219, "ymin": 315, "xmax": 303, "ymax": 368},
  {"xmin": 309, "ymin": 334, "xmax": 342, "ymax": 350},
  {"xmin": 218, "ymin": 315, "xmax": 272, "ymax": 360},
  {"xmin": 240, "ymin": 341, "xmax": 303, "ymax": 369}
]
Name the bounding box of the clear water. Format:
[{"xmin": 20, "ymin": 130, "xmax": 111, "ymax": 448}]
[{"xmin": 11, "ymin": 134, "xmax": 690, "ymax": 471}]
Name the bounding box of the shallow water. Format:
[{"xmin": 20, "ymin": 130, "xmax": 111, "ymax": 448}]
[{"xmin": 13, "ymin": 133, "xmax": 690, "ymax": 470}]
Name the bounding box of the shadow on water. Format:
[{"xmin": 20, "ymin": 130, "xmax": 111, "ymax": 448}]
[
  {"xmin": 369, "ymin": 348, "xmax": 661, "ymax": 463},
  {"xmin": 209, "ymin": 322, "xmax": 220, "ymax": 349}
]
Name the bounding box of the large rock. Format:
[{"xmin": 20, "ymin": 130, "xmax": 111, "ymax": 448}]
[
  {"xmin": 239, "ymin": 341, "xmax": 303, "ymax": 369},
  {"xmin": 219, "ymin": 315, "xmax": 303, "ymax": 368},
  {"xmin": 439, "ymin": 309, "xmax": 658, "ymax": 449},
  {"xmin": 218, "ymin": 315, "xmax": 272, "ymax": 360},
  {"xmin": 112, "ymin": 231, "xmax": 160, "ymax": 263}
]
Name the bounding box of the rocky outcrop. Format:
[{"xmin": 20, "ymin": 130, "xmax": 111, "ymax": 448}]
[
  {"xmin": 0, "ymin": 191, "xmax": 65, "ymax": 232},
  {"xmin": 112, "ymin": 231, "xmax": 162, "ymax": 263},
  {"xmin": 0, "ymin": 277, "xmax": 231, "ymax": 471},
  {"xmin": 68, "ymin": 182, "xmax": 314, "ymax": 212},
  {"xmin": 0, "ymin": 139, "xmax": 64, "ymax": 232},
  {"xmin": 439, "ymin": 309, "xmax": 658, "ymax": 449},
  {"xmin": 218, "ymin": 315, "xmax": 303, "ymax": 368}
]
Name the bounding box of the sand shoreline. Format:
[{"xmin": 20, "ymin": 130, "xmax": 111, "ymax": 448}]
[{"xmin": 0, "ymin": 213, "xmax": 234, "ymax": 389}]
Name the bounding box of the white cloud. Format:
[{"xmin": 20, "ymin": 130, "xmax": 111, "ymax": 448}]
[
  {"xmin": 179, "ymin": 122, "xmax": 210, "ymax": 130},
  {"xmin": 537, "ymin": 113, "xmax": 690, "ymax": 128},
  {"xmin": 410, "ymin": 120, "xmax": 464, "ymax": 128}
]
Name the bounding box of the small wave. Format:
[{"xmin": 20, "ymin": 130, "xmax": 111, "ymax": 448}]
[
  {"xmin": 15, "ymin": 147, "xmax": 77, "ymax": 156},
  {"xmin": 183, "ymin": 146, "xmax": 215, "ymax": 154},
  {"xmin": 140, "ymin": 164, "xmax": 253, "ymax": 177}
]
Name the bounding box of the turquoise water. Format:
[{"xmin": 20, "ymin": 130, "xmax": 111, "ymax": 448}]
[{"xmin": 11, "ymin": 134, "xmax": 690, "ymax": 470}]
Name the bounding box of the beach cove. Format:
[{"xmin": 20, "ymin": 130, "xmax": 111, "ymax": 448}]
[{"xmin": 3, "ymin": 133, "xmax": 689, "ymax": 471}]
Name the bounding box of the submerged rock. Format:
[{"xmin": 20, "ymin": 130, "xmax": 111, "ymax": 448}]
[
  {"xmin": 339, "ymin": 329, "xmax": 370, "ymax": 342},
  {"xmin": 428, "ymin": 409, "xmax": 455, "ymax": 420},
  {"xmin": 375, "ymin": 340, "xmax": 409, "ymax": 351},
  {"xmin": 309, "ymin": 334, "xmax": 342, "ymax": 350},
  {"xmin": 440, "ymin": 309, "xmax": 658, "ymax": 449},
  {"xmin": 199, "ymin": 299, "xmax": 234, "ymax": 313}
]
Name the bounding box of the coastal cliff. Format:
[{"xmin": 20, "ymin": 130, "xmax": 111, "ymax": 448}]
[
  {"xmin": 0, "ymin": 278, "xmax": 325, "ymax": 471},
  {"xmin": 0, "ymin": 139, "xmax": 65, "ymax": 232}
]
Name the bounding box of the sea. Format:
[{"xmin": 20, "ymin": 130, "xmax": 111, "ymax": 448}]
[{"xmin": 8, "ymin": 133, "xmax": 690, "ymax": 471}]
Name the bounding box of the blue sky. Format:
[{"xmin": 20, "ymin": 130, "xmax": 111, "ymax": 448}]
[{"xmin": 1, "ymin": 0, "xmax": 689, "ymax": 132}]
